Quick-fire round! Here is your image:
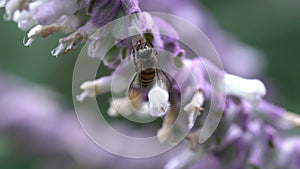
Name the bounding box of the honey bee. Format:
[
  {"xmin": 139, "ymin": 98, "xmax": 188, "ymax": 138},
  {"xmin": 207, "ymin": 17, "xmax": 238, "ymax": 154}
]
[
  {"xmin": 128, "ymin": 34, "xmax": 172, "ymax": 107},
  {"xmin": 128, "ymin": 34, "xmax": 180, "ymax": 143}
]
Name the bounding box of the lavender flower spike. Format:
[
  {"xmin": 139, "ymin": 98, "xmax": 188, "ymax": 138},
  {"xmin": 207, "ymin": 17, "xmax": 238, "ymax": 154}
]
[{"xmin": 3, "ymin": 0, "xmax": 300, "ymax": 168}]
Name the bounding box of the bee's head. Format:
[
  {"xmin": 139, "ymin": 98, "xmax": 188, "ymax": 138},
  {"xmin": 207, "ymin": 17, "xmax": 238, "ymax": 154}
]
[
  {"xmin": 132, "ymin": 35, "xmax": 157, "ymax": 68},
  {"xmin": 133, "ymin": 46, "xmax": 157, "ymax": 69},
  {"xmin": 136, "ymin": 46, "xmax": 153, "ymax": 58}
]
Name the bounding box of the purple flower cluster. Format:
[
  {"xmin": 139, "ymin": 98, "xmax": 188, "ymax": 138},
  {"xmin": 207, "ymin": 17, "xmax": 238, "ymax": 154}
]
[
  {"xmin": 0, "ymin": 72, "xmax": 182, "ymax": 169},
  {"xmin": 1, "ymin": 0, "xmax": 300, "ymax": 169}
]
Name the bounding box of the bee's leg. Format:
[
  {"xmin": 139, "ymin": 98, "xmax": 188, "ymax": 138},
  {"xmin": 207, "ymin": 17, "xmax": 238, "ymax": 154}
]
[
  {"xmin": 128, "ymin": 87, "xmax": 148, "ymax": 112},
  {"xmin": 157, "ymin": 101, "xmax": 177, "ymax": 143},
  {"xmin": 130, "ymin": 93, "xmax": 144, "ymax": 111},
  {"xmin": 185, "ymin": 129, "xmax": 201, "ymax": 151},
  {"xmin": 108, "ymin": 95, "xmax": 148, "ymax": 117}
]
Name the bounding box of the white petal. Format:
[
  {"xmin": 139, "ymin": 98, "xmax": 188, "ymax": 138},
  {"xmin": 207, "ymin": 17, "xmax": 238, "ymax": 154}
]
[
  {"xmin": 51, "ymin": 43, "xmax": 67, "ymax": 57},
  {"xmin": 93, "ymin": 76, "xmax": 112, "ymax": 93},
  {"xmin": 184, "ymin": 90, "xmax": 204, "ymax": 129},
  {"xmin": 0, "ymin": 0, "xmax": 7, "ymax": 8},
  {"xmin": 157, "ymin": 127, "xmax": 172, "ymax": 143},
  {"xmin": 223, "ymin": 73, "xmax": 266, "ymax": 105},
  {"xmin": 77, "ymin": 76, "xmax": 112, "ymax": 102},
  {"xmin": 23, "ymin": 36, "xmax": 35, "ymax": 46},
  {"xmin": 148, "ymin": 85, "xmax": 170, "ymax": 117},
  {"xmin": 5, "ymin": 0, "xmax": 26, "ymax": 20},
  {"xmin": 76, "ymin": 91, "xmax": 89, "ymax": 102},
  {"xmin": 17, "ymin": 18, "xmax": 38, "ymax": 30},
  {"xmin": 27, "ymin": 25, "xmax": 43, "ymax": 38},
  {"xmin": 13, "ymin": 0, "xmax": 47, "ymax": 22},
  {"xmin": 184, "ymin": 90, "xmax": 204, "ymax": 113},
  {"xmin": 108, "ymin": 97, "xmax": 148, "ymax": 117},
  {"xmin": 108, "ymin": 97, "xmax": 132, "ymax": 117}
]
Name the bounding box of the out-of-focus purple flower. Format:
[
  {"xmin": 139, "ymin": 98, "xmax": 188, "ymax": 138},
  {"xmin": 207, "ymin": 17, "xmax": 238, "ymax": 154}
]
[
  {"xmin": 0, "ymin": 72, "xmax": 187, "ymax": 169},
  {"xmin": 89, "ymin": 0, "xmax": 121, "ymax": 27},
  {"xmin": 279, "ymin": 137, "xmax": 300, "ymax": 169}
]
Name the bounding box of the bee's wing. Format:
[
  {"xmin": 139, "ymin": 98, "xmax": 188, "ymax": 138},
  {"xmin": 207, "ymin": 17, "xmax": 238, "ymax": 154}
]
[
  {"xmin": 128, "ymin": 73, "xmax": 142, "ymax": 100},
  {"xmin": 156, "ymin": 69, "xmax": 172, "ymax": 90},
  {"xmin": 156, "ymin": 69, "xmax": 180, "ymax": 109}
]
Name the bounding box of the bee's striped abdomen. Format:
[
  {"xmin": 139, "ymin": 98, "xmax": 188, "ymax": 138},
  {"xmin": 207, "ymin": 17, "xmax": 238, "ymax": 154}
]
[{"xmin": 139, "ymin": 68, "xmax": 156, "ymax": 88}]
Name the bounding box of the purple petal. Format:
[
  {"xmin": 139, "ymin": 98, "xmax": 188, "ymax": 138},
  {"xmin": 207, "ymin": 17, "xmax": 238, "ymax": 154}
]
[
  {"xmin": 90, "ymin": 0, "xmax": 121, "ymax": 27},
  {"xmin": 34, "ymin": 0, "xmax": 81, "ymax": 25},
  {"xmin": 121, "ymin": 0, "xmax": 141, "ymax": 15}
]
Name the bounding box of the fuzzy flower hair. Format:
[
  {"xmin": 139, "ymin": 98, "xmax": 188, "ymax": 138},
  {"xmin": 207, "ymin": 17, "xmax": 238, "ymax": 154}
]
[{"xmin": 1, "ymin": 0, "xmax": 300, "ymax": 169}]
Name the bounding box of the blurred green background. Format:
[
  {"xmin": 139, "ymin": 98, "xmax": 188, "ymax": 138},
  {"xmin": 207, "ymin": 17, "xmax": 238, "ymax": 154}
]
[
  {"xmin": 1, "ymin": 0, "xmax": 299, "ymax": 111},
  {"xmin": 201, "ymin": 0, "xmax": 300, "ymax": 112}
]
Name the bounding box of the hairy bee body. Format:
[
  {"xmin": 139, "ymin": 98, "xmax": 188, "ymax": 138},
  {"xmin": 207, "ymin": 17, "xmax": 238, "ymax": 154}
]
[
  {"xmin": 139, "ymin": 68, "xmax": 156, "ymax": 88},
  {"xmin": 128, "ymin": 36, "xmax": 171, "ymax": 101}
]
